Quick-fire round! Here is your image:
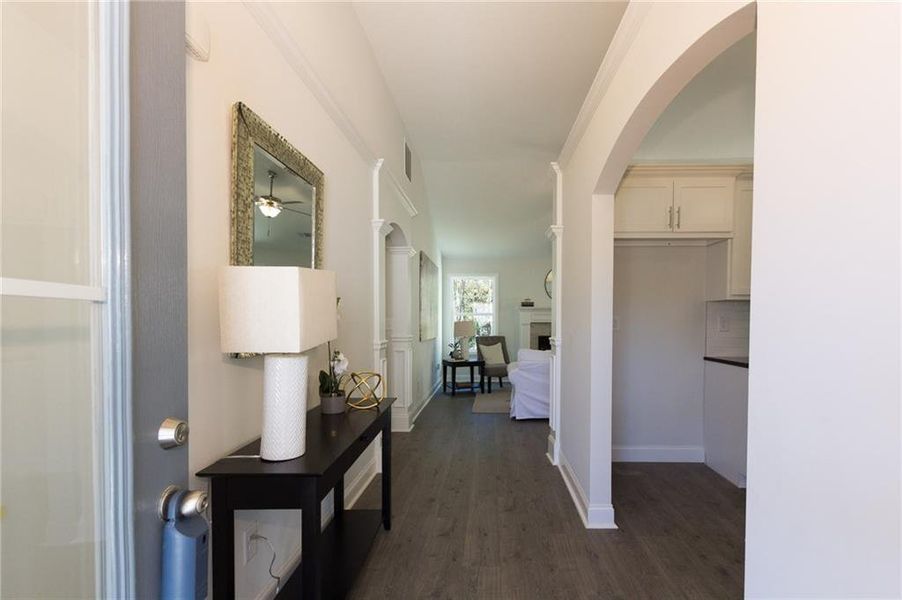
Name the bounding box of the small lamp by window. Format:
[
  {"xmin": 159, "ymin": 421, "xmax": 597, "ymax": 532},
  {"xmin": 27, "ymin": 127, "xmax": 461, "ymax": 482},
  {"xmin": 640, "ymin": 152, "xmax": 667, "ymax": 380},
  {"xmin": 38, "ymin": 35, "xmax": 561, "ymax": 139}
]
[{"xmin": 453, "ymin": 320, "xmax": 477, "ymax": 361}]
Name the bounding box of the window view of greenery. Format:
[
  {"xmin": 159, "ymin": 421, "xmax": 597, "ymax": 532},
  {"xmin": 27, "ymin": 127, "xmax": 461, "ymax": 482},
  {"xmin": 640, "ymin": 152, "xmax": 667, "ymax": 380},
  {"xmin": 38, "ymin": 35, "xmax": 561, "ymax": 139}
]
[{"xmin": 451, "ymin": 276, "xmax": 495, "ymax": 348}]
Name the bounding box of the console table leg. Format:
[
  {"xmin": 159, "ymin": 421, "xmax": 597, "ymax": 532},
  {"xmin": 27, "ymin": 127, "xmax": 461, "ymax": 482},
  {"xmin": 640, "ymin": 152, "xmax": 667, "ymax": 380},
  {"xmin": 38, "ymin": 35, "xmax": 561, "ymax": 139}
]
[
  {"xmin": 211, "ymin": 478, "xmax": 235, "ymax": 599},
  {"xmin": 382, "ymin": 420, "xmax": 392, "ymax": 531},
  {"xmin": 301, "ymin": 484, "xmax": 322, "ymax": 600},
  {"xmin": 334, "ymin": 475, "xmax": 345, "ymax": 520}
]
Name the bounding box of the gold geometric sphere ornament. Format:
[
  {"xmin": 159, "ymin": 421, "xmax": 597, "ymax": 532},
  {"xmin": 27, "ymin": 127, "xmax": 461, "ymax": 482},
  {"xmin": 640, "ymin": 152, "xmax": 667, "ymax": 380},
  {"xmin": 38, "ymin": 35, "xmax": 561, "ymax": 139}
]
[{"xmin": 343, "ymin": 371, "xmax": 385, "ymax": 410}]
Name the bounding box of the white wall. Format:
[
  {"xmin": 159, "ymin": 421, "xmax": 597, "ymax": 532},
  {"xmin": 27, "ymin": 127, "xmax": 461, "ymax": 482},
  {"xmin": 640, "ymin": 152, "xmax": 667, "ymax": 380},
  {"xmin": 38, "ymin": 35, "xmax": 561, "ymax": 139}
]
[
  {"xmin": 744, "ymin": 3, "xmax": 901, "ymax": 597},
  {"xmin": 634, "ymin": 33, "xmax": 755, "ymax": 163},
  {"xmin": 186, "ymin": 3, "xmax": 438, "ymax": 597},
  {"xmin": 442, "ymin": 255, "xmax": 552, "ymax": 359},
  {"xmin": 612, "ymin": 246, "xmax": 706, "ymax": 462}
]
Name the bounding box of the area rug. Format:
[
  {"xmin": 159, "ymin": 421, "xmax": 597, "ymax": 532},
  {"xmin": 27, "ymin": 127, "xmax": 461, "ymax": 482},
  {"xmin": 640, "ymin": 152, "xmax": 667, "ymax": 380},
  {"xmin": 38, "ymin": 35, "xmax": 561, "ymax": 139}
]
[{"xmin": 472, "ymin": 389, "xmax": 511, "ymax": 414}]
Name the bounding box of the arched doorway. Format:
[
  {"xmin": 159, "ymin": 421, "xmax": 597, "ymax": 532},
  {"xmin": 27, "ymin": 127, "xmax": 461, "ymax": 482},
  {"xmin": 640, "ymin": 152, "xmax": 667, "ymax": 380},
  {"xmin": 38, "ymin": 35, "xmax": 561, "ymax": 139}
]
[{"xmin": 556, "ymin": 2, "xmax": 756, "ymax": 529}]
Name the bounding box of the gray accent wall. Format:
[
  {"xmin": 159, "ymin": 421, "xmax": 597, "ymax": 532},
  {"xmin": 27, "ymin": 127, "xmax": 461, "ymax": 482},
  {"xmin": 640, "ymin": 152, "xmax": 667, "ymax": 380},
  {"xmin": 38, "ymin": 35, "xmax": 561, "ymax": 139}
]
[{"xmin": 130, "ymin": 2, "xmax": 188, "ymax": 596}]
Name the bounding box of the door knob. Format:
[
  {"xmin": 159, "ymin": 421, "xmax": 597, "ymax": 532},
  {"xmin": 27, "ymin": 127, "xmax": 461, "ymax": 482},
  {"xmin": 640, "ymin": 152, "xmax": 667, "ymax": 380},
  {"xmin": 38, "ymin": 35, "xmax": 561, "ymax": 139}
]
[
  {"xmin": 158, "ymin": 417, "xmax": 189, "ymax": 449},
  {"xmin": 159, "ymin": 485, "xmax": 208, "ymax": 520}
]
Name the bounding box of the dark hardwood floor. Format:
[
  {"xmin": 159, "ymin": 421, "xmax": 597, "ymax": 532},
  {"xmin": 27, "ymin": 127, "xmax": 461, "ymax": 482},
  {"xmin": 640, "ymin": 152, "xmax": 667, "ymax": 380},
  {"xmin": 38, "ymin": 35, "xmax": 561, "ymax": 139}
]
[{"xmin": 349, "ymin": 393, "xmax": 745, "ymax": 599}]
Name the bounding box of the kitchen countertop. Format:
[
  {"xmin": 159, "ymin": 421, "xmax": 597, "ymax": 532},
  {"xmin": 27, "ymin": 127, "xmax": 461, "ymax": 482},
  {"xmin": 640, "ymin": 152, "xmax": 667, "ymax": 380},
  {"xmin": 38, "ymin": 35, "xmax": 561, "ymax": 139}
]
[{"xmin": 704, "ymin": 355, "xmax": 749, "ymax": 368}]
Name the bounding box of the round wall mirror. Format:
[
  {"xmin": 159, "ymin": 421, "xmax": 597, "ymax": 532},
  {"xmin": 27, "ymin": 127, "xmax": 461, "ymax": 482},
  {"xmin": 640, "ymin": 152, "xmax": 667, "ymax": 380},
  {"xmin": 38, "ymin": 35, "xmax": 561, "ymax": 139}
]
[{"xmin": 544, "ymin": 269, "xmax": 553, "ymax": 299}]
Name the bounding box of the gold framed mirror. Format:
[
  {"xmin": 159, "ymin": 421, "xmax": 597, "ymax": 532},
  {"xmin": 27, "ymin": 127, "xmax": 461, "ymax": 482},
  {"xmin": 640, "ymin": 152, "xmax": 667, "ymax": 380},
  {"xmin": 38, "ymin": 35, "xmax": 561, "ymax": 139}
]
[{"xmin": 231, "ymin": 102, "xmax": 324, "ymax": 269}]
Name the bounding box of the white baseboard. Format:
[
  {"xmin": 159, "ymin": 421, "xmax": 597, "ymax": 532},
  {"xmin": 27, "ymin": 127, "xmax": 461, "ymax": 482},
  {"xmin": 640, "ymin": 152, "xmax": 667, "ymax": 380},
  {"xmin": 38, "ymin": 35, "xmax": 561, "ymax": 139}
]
[
  {"xmin": 391, "ymin": 410, "xmax": 414, "ymax": 433},
  {"xmin": 612, "ymin": 445, "xmax": 705, "ymax": 463},
  {"xmin": 546, "ymin": 431, "xmax": 559, "ymax": 466},
  {"xmin": 345, "ymin": 450, "xmax": 380, "ymax": 509},
  {"xmin": 392, "ymin": 378, "xmax": 441, "ymax": 432},
  {"xmin": 557, "ymin": 450, "xmax": 618, "ymax": 529},
  {"xmin": 412, "ymin": 379, "xmax": 441, "ymax": 423}
]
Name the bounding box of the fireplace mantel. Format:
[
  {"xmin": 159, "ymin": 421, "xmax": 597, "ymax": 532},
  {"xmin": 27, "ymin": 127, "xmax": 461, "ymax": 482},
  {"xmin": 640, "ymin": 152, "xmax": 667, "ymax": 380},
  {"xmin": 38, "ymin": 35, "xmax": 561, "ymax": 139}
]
[{"xmin": 518, "ymin": 307, "xmax": 551, "ymax": 352}]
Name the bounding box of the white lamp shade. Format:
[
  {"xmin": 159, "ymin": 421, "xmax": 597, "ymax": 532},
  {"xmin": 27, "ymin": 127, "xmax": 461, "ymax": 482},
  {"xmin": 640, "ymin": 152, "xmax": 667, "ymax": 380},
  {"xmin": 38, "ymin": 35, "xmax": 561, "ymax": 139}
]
[
  {"xmin": 219, "ymin": 266, "xmax": 338, "ymax": 354},
  {"xmin": 453, "ymin": 320, "xmax": 477, "ymax": 338}
]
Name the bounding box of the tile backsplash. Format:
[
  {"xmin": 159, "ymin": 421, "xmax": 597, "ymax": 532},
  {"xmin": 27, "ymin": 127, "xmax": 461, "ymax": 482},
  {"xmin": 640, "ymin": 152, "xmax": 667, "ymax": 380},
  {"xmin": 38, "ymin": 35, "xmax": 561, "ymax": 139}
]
[{"xmin": 706, "ymin": 301, "xmax": 750, "ymax": 357}]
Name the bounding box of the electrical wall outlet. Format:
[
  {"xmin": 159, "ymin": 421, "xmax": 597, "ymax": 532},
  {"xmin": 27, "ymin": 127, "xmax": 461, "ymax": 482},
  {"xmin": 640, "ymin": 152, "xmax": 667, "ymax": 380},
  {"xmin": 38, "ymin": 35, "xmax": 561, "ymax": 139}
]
[{"xmin": 242, "ymin": 521, "xmax": 259, "ymax": 564}]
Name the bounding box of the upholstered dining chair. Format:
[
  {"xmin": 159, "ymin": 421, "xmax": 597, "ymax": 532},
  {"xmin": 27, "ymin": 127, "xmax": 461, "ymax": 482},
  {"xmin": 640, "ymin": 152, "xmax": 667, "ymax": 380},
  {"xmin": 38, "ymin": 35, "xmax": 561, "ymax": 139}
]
[{"xmin": 475, "ymin": 335, "xmax": 510, "ymax": 393}]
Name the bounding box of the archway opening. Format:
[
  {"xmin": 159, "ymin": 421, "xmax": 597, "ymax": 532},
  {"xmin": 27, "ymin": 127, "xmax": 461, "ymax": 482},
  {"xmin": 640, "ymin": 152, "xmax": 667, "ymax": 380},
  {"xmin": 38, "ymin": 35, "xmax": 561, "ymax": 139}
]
[{"xmin": 608, "ymin": 30, "xmax": 755, "ymax": 592}]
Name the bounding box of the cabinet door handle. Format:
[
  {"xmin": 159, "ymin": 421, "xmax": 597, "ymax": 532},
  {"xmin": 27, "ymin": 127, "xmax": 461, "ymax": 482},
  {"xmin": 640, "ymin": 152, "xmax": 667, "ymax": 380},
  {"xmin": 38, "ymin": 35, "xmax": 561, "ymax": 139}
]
[
  {"xmin": 676, "ymin": 206, "xmax": 682, "ymax": 229},
  {"xmin": 667, "ymin": 206, "xmax": 673, "ymax": 229}
]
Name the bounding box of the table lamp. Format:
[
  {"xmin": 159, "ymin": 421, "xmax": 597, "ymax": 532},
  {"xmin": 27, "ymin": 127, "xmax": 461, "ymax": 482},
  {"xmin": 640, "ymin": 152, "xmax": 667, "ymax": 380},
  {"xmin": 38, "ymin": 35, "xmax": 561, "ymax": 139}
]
[
  {"xmin": 219, "ymin": 266, "xmax": 338, "ymax": 461},
  {"xmin": 453, "ymin": 320, "xmax": 477, "ymax": 360}
]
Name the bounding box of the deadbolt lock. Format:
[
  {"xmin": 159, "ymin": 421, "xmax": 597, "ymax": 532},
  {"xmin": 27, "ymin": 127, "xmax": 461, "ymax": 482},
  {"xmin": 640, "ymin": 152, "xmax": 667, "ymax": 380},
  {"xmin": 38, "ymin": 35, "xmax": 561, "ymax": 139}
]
[{"xmin": 158, "ymin": 417, "xmax": 189, "ymax": 449}]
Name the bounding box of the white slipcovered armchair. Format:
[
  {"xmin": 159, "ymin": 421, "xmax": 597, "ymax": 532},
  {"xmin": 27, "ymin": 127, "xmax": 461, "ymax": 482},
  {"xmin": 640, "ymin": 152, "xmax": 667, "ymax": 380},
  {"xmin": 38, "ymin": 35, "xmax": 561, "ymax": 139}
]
[{"xmin": 508, "ymin": 349, "xmax": 552, "ymax": 420}]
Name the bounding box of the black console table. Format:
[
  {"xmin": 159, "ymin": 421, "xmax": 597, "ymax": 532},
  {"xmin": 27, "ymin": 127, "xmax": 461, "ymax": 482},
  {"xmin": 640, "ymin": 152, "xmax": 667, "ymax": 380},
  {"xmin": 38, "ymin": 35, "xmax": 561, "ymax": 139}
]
[{"xmin": 197, "ymin": 398, "xmax": 394, "ymax": 599}]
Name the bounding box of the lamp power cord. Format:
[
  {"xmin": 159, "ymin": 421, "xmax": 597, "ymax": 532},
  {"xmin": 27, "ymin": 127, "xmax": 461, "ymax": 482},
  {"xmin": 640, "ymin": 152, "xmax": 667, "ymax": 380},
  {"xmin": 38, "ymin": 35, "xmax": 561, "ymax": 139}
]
[{"xmin": 250, "ymin": 533, "xmax": 281, "ymax": 594}]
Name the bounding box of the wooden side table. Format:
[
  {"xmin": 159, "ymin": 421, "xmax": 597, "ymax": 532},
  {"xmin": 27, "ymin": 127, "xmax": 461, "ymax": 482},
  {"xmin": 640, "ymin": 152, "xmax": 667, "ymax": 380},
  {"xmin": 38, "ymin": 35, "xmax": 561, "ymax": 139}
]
[
  {"xmin": 197, "ymin": 399, "xmax": 395, "ymax": 599},
  {"xmin": 442, "ymin": 358, "xmax": 485, "ymax": 395}
]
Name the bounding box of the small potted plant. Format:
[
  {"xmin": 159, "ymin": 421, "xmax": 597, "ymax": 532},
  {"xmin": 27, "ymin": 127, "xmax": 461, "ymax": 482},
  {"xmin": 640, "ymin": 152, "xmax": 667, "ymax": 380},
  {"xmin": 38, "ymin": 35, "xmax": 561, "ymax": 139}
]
[
  {"xmin": 319, "ymin": 342, "xmax": 349, "ymax": 414},
  {"xmin": 448, "ymin": 338, "xmax": 462, "ymax": 360}
]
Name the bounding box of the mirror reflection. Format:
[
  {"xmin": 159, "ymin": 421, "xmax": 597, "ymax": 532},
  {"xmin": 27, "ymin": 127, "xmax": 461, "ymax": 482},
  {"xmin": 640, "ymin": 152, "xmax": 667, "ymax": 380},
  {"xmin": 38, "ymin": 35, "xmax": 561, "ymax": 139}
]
[{"xmin": 252, "ymin": 144, "xmax": 315, "ymax": 267}]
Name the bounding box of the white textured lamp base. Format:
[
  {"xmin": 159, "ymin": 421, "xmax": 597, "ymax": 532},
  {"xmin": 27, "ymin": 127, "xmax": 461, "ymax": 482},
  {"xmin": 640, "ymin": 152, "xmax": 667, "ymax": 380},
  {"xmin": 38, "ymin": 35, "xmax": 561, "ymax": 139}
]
[{"xmin": 261, "ymin": 354, "xmax": 308, "ymax": 461}]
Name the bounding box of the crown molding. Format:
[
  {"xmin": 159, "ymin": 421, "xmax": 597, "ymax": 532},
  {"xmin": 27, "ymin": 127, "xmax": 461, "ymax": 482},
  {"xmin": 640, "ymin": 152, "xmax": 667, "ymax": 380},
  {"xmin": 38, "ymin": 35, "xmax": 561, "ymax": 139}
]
[
  {"xmin": 244, "ymin": 2, "xmax": 378, "ymax": 164},
  {"xmin": 624, "ymin": 163, "xmax": 753, "ymax": 178},
  {"xmin": 246, "ymin": 4, "xmax": 421, "ymax": 221},
  {"xmin": 557, "ymin": 3, "xmax": 651, "ymax": 168},
  {"xmin": 185, "ymin": 32, "xmax": 210, "ymax": 62},
  {"xmin": 385, "ymin": 167, "xmax": 418, "ymax": 218}
]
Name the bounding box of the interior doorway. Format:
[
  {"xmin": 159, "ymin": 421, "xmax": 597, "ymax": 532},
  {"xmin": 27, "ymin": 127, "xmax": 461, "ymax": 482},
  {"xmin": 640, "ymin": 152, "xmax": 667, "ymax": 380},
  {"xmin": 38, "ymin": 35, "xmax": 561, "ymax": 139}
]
[{"xmin": 608, "ymin": 30, "xmax": 755, "ymax": 596}]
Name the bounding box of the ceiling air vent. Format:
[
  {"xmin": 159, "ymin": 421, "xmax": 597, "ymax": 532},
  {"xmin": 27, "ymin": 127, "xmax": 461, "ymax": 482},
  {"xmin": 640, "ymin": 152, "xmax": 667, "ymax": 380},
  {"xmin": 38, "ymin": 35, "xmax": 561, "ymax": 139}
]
[{"xmin": 404, "ymin": 141, "xmax": 412, "ymax": 182}]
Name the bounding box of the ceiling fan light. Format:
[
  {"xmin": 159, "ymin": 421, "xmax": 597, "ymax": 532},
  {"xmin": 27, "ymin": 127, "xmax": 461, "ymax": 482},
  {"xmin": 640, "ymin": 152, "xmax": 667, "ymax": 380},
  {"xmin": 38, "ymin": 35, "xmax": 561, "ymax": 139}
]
[{"xmin": 256, "ymin": 197, "xmax": 282, "ymax": 218}]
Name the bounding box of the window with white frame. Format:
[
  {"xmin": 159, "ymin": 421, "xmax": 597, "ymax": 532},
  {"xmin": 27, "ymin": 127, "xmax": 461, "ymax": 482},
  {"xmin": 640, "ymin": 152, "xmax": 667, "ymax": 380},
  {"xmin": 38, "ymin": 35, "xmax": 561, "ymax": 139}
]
[{"xmin": 450, "ymin": 275, "xmax": 496, "ymax": 347}]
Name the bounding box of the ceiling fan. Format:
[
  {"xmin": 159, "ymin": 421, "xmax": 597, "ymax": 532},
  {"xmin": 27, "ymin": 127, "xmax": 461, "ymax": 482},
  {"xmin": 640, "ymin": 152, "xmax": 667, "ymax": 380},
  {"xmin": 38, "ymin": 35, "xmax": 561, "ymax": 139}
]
[{"xmin": 255, "ymin": 170, "xmax": 311, "ymax": 218}]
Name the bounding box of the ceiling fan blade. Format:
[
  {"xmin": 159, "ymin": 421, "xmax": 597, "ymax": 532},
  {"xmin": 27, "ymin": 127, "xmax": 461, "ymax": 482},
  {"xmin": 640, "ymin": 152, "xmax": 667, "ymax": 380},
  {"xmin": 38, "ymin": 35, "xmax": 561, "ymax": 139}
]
[
  {"xmin": 281, "ymin": 200, "xmax": 304, "ymax": 205},
  {"xmin": 283, "ymin": 206, "xmax": 312, "ymax": 216}
]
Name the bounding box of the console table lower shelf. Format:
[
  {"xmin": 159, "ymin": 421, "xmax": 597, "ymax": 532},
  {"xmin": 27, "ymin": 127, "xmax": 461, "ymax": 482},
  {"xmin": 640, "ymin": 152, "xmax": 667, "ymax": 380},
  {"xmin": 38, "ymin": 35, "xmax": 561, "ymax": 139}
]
[{"xmin": 197, "ymin": 398, "xmax": 394, "ymax": 600}]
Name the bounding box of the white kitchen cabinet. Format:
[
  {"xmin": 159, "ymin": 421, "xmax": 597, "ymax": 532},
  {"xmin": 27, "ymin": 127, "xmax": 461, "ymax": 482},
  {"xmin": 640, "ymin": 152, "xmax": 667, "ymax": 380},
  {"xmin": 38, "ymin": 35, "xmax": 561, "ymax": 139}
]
[
  {"xmin": 730, "ymin": 178, "xmax": 753, "ymax": 295},
  {"xmin": 614, "ymin": 166, "xmax": 745, "ymax": 238},
  {"xmin": 706, "ymin": 176, "xmax": 753, "ymax": 299},
  {"xmin": 614, "ymin": 177, "xmax": 674, "ymax": 233},
  {"xmin": 703, "ymin": 360, "xmax": 748, "ymax": 488},
  {"xmin": 673, "ymin": 177, "xmax": 734, "ymax": 233}
]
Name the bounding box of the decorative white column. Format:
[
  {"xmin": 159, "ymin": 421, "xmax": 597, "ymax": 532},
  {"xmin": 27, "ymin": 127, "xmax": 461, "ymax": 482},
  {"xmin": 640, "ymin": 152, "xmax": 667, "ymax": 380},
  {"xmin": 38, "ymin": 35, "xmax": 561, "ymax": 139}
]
[
  {"xmin": 546, "ymin": 162, "xmax": 564, "ymax": 465},
  {"xmin": 386, "ymin": 245, "xmax": 417, "ymax": 431},
  {"xmin": 371, "ymin": 160, "xmax": 391, "ymax": 385}
]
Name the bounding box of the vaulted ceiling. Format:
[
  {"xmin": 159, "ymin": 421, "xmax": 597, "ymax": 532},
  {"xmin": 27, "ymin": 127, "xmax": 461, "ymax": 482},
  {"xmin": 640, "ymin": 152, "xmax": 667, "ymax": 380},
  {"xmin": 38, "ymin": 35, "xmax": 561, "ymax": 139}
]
[{"xmin": 354, "ymin": 2, "xmax": 628, "ymax": 258}]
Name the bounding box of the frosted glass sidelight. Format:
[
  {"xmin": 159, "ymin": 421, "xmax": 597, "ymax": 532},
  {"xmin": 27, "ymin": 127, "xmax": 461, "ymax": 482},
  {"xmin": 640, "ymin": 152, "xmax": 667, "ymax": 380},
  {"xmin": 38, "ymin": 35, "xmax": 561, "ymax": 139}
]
[
  {"xmin": 1, "ymin": 297, "xmax": 97, "ymax": 598},
  {"xmin": 1, "ymin": 2, "xmax": 94, "ymax": 285}
]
